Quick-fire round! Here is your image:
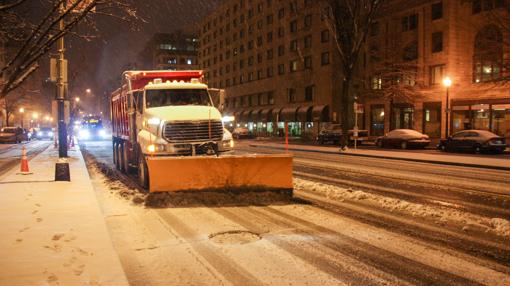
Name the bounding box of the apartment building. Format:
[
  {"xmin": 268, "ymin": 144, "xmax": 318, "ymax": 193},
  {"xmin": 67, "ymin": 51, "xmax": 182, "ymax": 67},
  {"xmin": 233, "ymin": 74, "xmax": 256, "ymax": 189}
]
[
  {"xmin": 138, "ymin": 32, "xmax": 199, "ymax": 71},
  {"xmin": 198, "ymin": 0, "xmax": 341, "ymax": 138},
  {"xmin": 361, "ymin": 0, "xmax": 510, "ymax": 140}
]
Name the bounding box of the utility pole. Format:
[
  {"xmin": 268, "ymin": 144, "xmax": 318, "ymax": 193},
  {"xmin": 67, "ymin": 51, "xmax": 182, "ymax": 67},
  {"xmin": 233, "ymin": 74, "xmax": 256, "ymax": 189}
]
[{"xmin": 57, "ymin": 1, "xmax": 68, "ymax": 158}]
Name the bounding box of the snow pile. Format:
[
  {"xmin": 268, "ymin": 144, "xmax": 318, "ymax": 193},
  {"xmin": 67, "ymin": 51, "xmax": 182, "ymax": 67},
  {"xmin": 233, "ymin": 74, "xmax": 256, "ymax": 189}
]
[{"xmin": 293, "ymin": 178, "xmax": 510, "ymax": 238}]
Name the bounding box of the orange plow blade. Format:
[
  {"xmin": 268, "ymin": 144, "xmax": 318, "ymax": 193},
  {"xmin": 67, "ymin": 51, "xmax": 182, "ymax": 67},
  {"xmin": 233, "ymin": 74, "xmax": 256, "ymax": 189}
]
[{"xmin": 146, "ymin": 154, "xmax": 293, "ymax": 193}]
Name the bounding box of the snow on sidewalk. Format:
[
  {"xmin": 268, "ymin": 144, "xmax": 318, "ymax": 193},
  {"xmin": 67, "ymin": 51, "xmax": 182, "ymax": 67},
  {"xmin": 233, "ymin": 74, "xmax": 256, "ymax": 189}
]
[{"xmin": 0, "ymin": 146, "xmax": 128, "ymax": 286}]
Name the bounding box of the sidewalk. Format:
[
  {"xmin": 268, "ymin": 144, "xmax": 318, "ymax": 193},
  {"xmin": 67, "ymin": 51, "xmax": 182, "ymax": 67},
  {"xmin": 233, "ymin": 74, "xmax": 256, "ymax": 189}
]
[
  {"xmin": 249, "ymin": 141, "xmax": 510, "ymax": 171},
  {"xmin": 0, "ymin": 145, "xmax": 128, "ymax": 285}
]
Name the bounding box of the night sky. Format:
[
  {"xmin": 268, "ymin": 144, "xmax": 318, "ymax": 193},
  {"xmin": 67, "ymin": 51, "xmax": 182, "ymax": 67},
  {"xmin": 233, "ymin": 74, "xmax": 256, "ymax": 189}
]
[{"xmin": 22, "ymin": 0, "xmax": 220, "ymax": 113}]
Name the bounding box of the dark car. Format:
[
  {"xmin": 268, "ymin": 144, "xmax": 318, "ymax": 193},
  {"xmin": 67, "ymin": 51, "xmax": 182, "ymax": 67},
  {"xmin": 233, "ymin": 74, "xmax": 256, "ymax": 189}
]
[
  {"xmin": 35, "ymin": 127, "xmax": 55, "ymax": 140},
  {"xmin": 376, "ymin": 129, "xmax": 430, "ymax": 149},
  {"xmin": 0, "ymin": 127, "xmax": 29, "ymax": 143},
  {"xmin": 438, "ymin": 130, "xmax": 507, "ymax": 154},
  {"xmin": 317, "ymin": 124, "xmax": 369, "ymax": 145}
]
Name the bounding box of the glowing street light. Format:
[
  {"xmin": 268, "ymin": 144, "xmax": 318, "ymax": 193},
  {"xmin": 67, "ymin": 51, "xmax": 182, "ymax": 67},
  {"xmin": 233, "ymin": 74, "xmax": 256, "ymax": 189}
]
[
  {"xmin": 19, "ymin": 107, "xmax": 24, "ymax": 113},
  {"xmin": 32, "ymin": 112, "xmax": 39, "ymax": 119},
  {"xmin": 86, "ymin": 88, "xmax": 91, "ymax": 93},
  {"xmin": 19, "ymin": 108, "xmax": 25, "ymax": 128},
  {"xmin": 75, "ymin": 97, "xmax": 80, "ymax": 103},
  {"xmin": 443, "ymin": 77, "xmax": 452, "ymax": 137}
]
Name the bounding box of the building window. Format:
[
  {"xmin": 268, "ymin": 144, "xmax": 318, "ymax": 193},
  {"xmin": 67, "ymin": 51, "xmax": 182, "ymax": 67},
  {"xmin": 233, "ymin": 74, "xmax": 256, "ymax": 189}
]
[
  {"xmin": 257, "ymin": 53, "xmax": 263, "ymax": 63},
  {"xmin": 278, "ymin": 45, "xmax": 285, "ymax": 56},
  {"xmin": 304, "ymin": 35, "xmax": 312, "ymax": 48},
  {"xmin": 290, "ymin": 39, "xmax": 298, "ymax": 51},
  {"xmin": 267, "ymin": 66, "xmax": 274, "ymax": 77},
  {"xmin": 287, "ymin": 88, "xmax": 296, "ymax": 103},
  {"xmin": 371, "ymin": 75, "xmax": 382, "ymax": 89},
  {"xmin": 268, "ymin": 92, "xmax": 274, "ymax": 105},
  {"xmin": 304, "ymin": 56, "xmax": 312, "ymax": 69},
  {"xmin": 402, "ymin": 14, "xmax": 418, "ymax": 31},
  {"xmin": 429, "ymin": 64, "xmax": 446, "ymax": 85},
  {"xmin": 267, "ymin": 49, "xmax": 273, "ymax": 59},
  {"xmin": 403, "ymin": 41, "xmax": 418, "ymax": 61},
  {"xmin": 321, "ymin": 52, "xmax": 330, "ymax": 65},
  {"xmin": 267, "ymin": 14, "xmax": 273, "ymax": 24},
  {"xmin": 290, "ymin": 20, "xmax": 297, "ymax": 33},
  {"xmin": 431, "ymin": 2, "xmax": 443, "ymax": 20},
  {"xmin": 278, "ymin": 8, "xmax": 284, "ymax": 19},
  {"xmin": 305, "ymin": 85, "xmax": 314, "ymax": 101},
  {"xmin": 257, "ymin": 69, "xmax": 263, "ymax": 80},
  {"xmin": 248, "ymin": 56, "xmax": 254, "ymax": 66},
  {"xmin": 432, "ymin": 32, "xmax": 443, "ymax": 53},
  {"xmin": 267, "ymin": 31, "xmax": 273, "ymax": 42},
  {"xmin": 290, "ymin": 60, "xmax": 298, "ymax": 72},
  {"xmin": 321, "ymin": 30, "xmax": 329, "ymax": 42},
  {"xmin": 278, "ymin": 27, "xmax": 285, "ymax": 38},
  {"xmin": 278, "ymin": 64, "xmax": 285, "ymax": 75},
  {"xmin": 304, "ymin": 14, "xmax": 312, "ymax": 28},
  {"xmin": 473, "ymin": 0, "xmax": 505, "ymax": 14},
  {"xmin": 473, "ymin": 25, "xmax": 503, "ymax": 83}
]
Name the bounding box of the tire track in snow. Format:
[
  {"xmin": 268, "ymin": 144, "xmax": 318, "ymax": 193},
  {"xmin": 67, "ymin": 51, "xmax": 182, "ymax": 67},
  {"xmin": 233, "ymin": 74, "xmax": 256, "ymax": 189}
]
[
  {"xmin": 154, "ymin": 209, "xmax": 264, "ymax": 286},
  {"xmin": 212, "ymin": 207, "xmax": 398, "ymax": 286},
  {"xmin": 296, "ymin": 189, "xmax": 510, "ymax": 270},
  {"xmin": 246, "ymin": 207, "xmax": 485, "ymax": 286}
]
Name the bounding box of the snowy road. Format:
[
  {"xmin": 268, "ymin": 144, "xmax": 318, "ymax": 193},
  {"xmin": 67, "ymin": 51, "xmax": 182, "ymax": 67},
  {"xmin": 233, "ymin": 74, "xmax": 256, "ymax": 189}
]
[
  {"xmin": 0, "ymin": 140, "xmax": 52, "ymax": 177},
  {"xmin": 81, "ymin": 140, "xmax": 510, "ymax": 285}
]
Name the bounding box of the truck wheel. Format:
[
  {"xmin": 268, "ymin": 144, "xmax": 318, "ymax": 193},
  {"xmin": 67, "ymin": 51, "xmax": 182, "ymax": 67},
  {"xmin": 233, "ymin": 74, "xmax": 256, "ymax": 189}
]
[
  {"xmin": 138, "ymin": 154, "xmax": 149, "ymax": 189},
  {"xmin": 118, "ymin": 143, "xmax": 126, "ymax": 173},
  {"xmin": 123, "ymin": 144, "xmax": 131, "ymax": 174},
  {"xmin": 115, "ymin": 144, "xmax": 121, "ymax": 171},
  {"xmin": 112, "ymin": 142, "xmax": 118, "ymax": 166}
]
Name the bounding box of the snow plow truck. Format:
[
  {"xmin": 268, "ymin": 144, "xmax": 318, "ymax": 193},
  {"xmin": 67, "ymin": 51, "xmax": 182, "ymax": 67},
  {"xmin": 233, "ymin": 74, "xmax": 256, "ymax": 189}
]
[{"xmin": 110, "ymin": 70, "xmax": 293, "ymax": 193}]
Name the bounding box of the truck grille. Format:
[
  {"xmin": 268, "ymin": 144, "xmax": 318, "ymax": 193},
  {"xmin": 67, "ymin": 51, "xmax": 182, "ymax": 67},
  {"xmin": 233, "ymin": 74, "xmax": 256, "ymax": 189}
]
[{"xmin": 163, "ymin": 120, "xmax": 223, "ymax": 142}]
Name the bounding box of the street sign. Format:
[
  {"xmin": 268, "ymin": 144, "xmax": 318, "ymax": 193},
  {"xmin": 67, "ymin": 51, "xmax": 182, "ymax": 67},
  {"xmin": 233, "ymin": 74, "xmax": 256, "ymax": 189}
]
[{"xmin": 50, "ymin": 58, "xmax": 68, "ymax": 83}]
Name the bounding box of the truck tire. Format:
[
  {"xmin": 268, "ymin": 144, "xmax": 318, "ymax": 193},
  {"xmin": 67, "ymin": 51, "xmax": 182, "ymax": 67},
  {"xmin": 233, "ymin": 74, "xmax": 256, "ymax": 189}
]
[
  {"xmin": 122, "ymin": 143, "xmax": 131, "ymax": 174},
  {"xmin": 138, "ymin": 154, "xmax": 149, "ymax": 189},
  {"xmin": 114, "ymin": 143, "xmax": 121, "ymax": 170},
  {"xmin": 112, "ymin": 142, "xmax": 118, "ymax": 166},
  {"xmin": 118, "ymin": 143, "xmax": 126, "ymax": 173}
]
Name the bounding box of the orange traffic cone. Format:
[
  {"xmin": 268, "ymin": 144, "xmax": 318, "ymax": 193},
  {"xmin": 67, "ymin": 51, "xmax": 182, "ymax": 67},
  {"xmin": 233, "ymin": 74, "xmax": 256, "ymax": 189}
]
[{"xmin": 17, "ymin": 146, "xmax": 33, "ymax": 175}]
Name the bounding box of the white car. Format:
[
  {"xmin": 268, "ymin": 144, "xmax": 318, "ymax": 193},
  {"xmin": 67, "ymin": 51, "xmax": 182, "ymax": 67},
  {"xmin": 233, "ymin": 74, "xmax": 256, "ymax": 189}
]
[{"xmin": 219, "ymin": 128, "xmax": 234, "ymax": 152}]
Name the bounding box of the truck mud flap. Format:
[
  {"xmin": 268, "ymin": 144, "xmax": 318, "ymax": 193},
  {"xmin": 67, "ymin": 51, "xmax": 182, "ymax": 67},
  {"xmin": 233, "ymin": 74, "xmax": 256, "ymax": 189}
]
[{"xmin": 145, "ymin": 154, "xmax": 293, "ymax": 193}]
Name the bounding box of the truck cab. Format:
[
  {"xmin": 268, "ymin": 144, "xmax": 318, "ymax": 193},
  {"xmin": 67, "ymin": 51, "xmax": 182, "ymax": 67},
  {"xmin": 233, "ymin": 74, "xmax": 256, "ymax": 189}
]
[{"xmin": 136, "ymin": 78, "xmax": 224, "ymax": 156}]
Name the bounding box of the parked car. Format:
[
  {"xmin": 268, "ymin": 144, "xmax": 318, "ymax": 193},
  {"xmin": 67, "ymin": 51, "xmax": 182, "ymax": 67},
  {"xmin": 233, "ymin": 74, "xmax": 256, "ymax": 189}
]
[
  {"xmin": 232, "ymin": 127, "xmax": 253, "ymax": 139},
  {"xmin": 35, "ymin": 127, "xmax": 54, "ymax": 140},
  {"xmin": 317, "ymin": 124, "xmax": 369, "ymax": 145},
  {"xmin": 437, "ymin": 130, "xmax": 507, "ymax": 154},
  {"xmin": 0, "ymin": 127, "xmax": 29, "ymax": 143},
  {"xmin": 376, "ymin": 129, "xmax": 430, "ymax": 149}
]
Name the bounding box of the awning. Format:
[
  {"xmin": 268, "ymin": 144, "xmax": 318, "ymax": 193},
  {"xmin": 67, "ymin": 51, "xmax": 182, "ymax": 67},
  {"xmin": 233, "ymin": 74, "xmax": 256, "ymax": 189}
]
[
  {"xmin": 248, "ymin": 109, "xmax": 262, "ymax": 122},
  {"xmin": 279, "ymin": 107, "xmax": 299, "ymax": 122},
  {"xmin": 259, "ymin": 109, "xmax": 273, "ymax": 122},
  {"xmin": 239, "ymin": 110, "xmax": 249, "ymax": 122},
  {"xmin": 272, "ymin": 108, "xmax": 282, "ymax": 122},
  {"xmin": 297, "ymin": 106, "xmax": 313, "ymax": 122},
  {"xmin": 312, "ymin": 105, "xmax": 330, "ymax": 122}
]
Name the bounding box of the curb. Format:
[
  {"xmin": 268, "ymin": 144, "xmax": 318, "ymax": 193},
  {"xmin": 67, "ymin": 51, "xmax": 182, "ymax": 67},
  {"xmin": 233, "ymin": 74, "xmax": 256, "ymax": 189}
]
[{"xmin": 249, "ymin": 144, "xmax": 510, "ymax": 172}]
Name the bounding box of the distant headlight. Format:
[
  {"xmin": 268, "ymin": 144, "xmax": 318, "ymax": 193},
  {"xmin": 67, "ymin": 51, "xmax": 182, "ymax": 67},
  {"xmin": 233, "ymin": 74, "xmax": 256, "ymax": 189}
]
[
  {"xmin": 79, "ymin": 129, "xmax": 90, "ymax": 139},
  {"xmin": 37, "ymin": 131, "xmax": 43, "ymax": 136},
  {"xmin": 99, "ymin": 129, "xmax": 106, "ymax": 136},
  {"xmin": 48, "ymin": 131, "xmax": 54, "ymax": 137}
]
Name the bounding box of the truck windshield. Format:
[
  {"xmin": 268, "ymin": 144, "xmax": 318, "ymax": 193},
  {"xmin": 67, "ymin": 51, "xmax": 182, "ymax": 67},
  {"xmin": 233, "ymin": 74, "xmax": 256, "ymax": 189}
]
[{"xmin": 145, "ymin": 89, "xmax": 212, "ymax": 108}]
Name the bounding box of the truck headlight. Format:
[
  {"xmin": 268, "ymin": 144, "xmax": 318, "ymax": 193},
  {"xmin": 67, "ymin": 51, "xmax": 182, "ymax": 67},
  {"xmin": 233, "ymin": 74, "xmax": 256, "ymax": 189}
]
[
  {"xmin": 229, "ymin": 139, "xmax": 234, "ymax": 148},
  {"xmin": 79, "ymin": 130, "xmax": 90, "ymax": 139},
  {"xmin": 147, "ymin": 144, "xmax": 165, "ymax": 153},
  {"xmin": 148, "ymin": 117, "xmax": 161, "ymax": 125}
]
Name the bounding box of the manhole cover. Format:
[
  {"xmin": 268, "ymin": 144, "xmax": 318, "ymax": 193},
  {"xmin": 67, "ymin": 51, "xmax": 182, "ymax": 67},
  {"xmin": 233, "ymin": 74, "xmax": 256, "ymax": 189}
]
[{"xmin": 209, "ymin": 230, "xmax": 261, "ymax": 244}]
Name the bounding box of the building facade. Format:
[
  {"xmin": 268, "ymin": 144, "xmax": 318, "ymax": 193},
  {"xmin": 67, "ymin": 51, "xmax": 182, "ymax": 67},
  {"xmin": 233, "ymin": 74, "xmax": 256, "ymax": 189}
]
[
  {"xmin": 138, "ymin": 32, "xmax": 199, "ymax": 70},
  {"xmin": 199, "ymin": 0, "xmax": 510, "ymax": 141},
  {"xmin": 361, "ymin": 0, "xmax": 510, "ymax": 141},
  {"xmin": 198, "ymin": 0, "xmax": 342, "ymax": 138}
]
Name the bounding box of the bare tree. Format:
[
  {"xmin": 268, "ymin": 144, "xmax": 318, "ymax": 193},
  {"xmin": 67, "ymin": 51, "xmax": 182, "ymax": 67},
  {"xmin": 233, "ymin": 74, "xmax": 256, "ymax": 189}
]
[
  {"xmin": 0, "ymin": 0, "xmax": 140, "ymax": 101},
  {"xmin": 0, "ymin": 90, "xmax": 29, "ymax": 126},
  {"xmin": 320, "ymin": 0, "xmax": 384, "ymax": 148}
]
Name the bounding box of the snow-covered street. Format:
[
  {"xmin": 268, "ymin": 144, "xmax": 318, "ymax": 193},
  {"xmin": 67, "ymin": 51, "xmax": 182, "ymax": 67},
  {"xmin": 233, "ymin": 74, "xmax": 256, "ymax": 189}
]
[{"xmin": 80, "ymin": 140, "xmax": 510, "ymax": 285}]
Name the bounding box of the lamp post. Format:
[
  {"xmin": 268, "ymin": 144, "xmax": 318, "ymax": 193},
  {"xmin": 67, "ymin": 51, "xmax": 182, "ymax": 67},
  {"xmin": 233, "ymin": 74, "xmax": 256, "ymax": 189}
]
[
  {"xmin": 442, "ymin": 77, "xmax": 452, "ymax": 137},
  {"xmin": 19, "ymin": 108, "xmax": 24, "ymax": 128}
]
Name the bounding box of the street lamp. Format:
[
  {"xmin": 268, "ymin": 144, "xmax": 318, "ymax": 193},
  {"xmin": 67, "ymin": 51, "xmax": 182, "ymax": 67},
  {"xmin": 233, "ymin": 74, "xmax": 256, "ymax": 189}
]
[
  {"xmin": 86, "ymin": 88, "xmax": 91, "ymax": 94},
  {"xmin": 443, "ymin": 77, "xmax": 452, "ymax": 137},
  {"xmin": 19, "ymin": 108, "xmax": 24, "ymax": 128},
  {"xmin": 75, "ymin": 97, "xmax": 80, "ymax": 103}
]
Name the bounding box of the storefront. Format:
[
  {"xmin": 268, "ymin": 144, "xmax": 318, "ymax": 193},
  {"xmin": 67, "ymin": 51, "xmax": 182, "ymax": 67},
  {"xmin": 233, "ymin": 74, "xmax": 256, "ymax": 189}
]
[{"xmin": 451, "ymin": 99, "xmax": 510, "ymax": 139}]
